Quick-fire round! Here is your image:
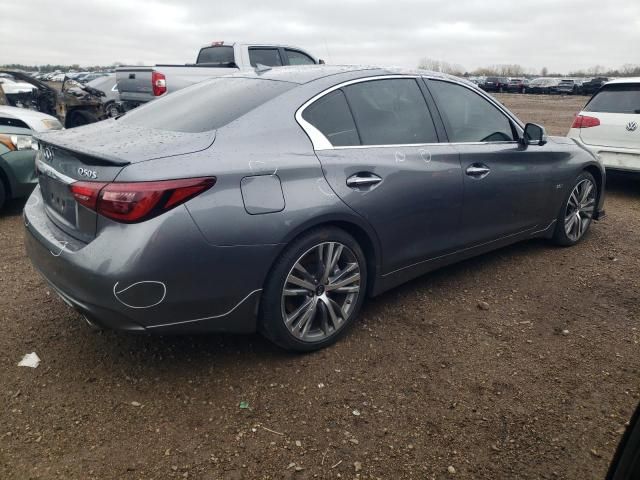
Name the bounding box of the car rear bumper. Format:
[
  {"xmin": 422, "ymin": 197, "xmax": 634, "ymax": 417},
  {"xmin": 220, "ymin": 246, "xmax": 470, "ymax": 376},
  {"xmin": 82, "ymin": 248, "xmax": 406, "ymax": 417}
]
[
  {"xmin": 567, "ymin": 137, "xmax": 640, "ymax": 172},
  {"xmin": 24, "ymin": 186, "xmax": 280, "ymax": 335}
]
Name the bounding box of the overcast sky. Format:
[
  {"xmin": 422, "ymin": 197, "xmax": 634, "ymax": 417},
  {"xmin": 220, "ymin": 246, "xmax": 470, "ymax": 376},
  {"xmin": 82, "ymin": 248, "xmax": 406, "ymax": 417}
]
[{"xmin": 3, "ymin": 0, "xmax": 639, "ymax": 73}]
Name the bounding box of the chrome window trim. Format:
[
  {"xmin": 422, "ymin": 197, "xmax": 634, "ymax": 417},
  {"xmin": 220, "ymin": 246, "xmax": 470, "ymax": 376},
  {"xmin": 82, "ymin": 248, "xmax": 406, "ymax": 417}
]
[
  {"xmin": 295, "ymin": 74, "xmax": 525, "ymax": 151},
  {"xmin": 295, "ymin": 74, "xmax": 420, "ymax": 151}
]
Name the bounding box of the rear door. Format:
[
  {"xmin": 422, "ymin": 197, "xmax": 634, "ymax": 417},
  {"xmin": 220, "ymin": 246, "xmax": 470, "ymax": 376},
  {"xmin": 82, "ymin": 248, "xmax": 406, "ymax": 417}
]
[
  {"xmin": 299, "ymin": 76, "xmax": 463, "ymax": 274},
  {"xmin": 579, "ymin": 83, "xmax": 640, "ymax": 149},
  {"xmin": 426, "ymin": 79, "xmax": 565, "ymax": 245}
]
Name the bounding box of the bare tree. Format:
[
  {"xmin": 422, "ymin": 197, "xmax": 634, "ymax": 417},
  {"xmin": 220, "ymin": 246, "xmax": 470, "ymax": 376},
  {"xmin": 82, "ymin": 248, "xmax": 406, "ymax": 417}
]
[
  {"xmin": 418, "ymin": 58, "xmax": 466, "ymax": 76},
  {"xmin": 541, "ymin": 67, "xmax": 548, "ymax": 76}
]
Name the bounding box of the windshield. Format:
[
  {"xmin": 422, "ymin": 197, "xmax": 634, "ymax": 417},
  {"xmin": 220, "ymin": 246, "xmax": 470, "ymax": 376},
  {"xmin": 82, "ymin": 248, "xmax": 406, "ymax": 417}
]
[{"xmin": 118, "ymin": 77, "xmax": 295, "ymax": 133}]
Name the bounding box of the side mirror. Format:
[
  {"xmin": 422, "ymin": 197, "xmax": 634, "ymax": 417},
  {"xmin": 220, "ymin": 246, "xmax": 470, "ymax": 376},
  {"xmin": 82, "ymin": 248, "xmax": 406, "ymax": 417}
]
[
  {"xmin": 318, "ymin": 59, "xmax": 326, "ymax": 65},
  {"xmin": 522, "ymin": 122, "xmax": 548, "ymax": 147}
]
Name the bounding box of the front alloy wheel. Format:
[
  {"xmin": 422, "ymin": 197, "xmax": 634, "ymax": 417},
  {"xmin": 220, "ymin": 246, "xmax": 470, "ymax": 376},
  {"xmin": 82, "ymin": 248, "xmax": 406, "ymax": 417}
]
[
  {"xmin": 553, "ymin": 171, "xmax": 598, "ymax": 246},
  {"xmin": 282, "ymin": 242, "xmax": 361, "ymax": 342},
  {"xmin": 564, "ymin": 178, "xmax": 596, "ymax": 242}
]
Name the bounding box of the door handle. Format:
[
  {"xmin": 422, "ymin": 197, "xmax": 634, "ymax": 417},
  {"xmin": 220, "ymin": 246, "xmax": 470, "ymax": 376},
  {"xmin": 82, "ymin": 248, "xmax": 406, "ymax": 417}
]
[
  {"xmin": 465, "ymin": 164, "xmax": 491, "ymax": 178},
  {"xmin": 346, "ymin": 173, "xmax": 382, "ymax": 189}
]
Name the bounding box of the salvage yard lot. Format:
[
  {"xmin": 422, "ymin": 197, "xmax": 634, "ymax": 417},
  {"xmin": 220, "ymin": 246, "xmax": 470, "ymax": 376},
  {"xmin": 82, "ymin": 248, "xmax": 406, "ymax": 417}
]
[{"xmin": 1, "ymin": 94, "xmax": 639, "ymax": 479}]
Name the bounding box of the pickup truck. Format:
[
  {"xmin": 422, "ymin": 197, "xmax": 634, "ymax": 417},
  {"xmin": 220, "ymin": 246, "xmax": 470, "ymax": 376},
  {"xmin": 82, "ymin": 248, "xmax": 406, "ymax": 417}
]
[{"xmin": 116, "ymin": 41, "xmax": 322, "ymax": 109}]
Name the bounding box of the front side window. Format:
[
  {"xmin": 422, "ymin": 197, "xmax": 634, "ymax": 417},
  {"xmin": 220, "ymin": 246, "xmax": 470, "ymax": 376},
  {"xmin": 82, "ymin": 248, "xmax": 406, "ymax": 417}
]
[
  {"xmin": 428, "ymin": 80, "xmax": 515, "ymax": 143},
  {"xmin": 286, "ymin": 49, "xmax": 315, "ymax": 65},
  {"xmin": 249, "ymin": 48, "xmax": 283, "ymax": 67},
  {"xmin": 342, "ymin": 79, "xmax": 438, "ymax": 145},
  {"xmin": 301, "ymin": 90, "xmax": 359, "ymax": 147},
  {"xmin": 585, "ymin": 84, "xmax": 640, "ymax": 114}
]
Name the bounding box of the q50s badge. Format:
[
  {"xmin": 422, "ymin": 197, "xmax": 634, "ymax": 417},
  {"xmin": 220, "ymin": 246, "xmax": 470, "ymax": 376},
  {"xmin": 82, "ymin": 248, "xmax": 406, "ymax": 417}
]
[{"xmin": 77, "ymin": 167, "xmax": 98, "ymax": 179}]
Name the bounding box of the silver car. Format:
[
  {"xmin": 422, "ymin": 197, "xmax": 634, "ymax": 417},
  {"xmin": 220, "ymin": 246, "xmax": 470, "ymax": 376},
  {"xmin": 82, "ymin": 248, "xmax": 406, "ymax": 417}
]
[{"xmin": 25, "ymin": 66, "xmax": 605, "ymax": 351}]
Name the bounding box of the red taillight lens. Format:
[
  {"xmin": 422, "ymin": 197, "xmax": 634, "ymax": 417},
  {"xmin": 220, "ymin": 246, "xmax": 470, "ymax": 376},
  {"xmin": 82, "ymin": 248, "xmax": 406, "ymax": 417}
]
[
  {"xmin": 70, "ymin": 182, "xmax": 107, "ymax": 209},
  {"xmin": 571, "ymin": 115, "xmax": 600, "ymax": 129},
  {"xmin": 152, "ymin": 71, "xmax": 166, "ymax": 96},
  {"xmin": 68, "ymin": 177, "xmax": 215, "ymax": 223}
]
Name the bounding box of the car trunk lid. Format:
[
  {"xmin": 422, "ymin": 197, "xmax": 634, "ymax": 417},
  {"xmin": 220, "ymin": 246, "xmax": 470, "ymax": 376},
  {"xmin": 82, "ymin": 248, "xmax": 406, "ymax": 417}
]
[
  {"xmin": 578, "ymin": 112, "xmax": 640, "ymax": 149},
  {"xmin": 35, "ymin": 122, "xmax": 215, "ymax": 242}
]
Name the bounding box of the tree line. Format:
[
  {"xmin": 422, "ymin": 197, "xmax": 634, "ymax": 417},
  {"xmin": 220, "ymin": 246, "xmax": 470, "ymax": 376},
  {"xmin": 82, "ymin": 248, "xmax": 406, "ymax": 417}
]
[{"xmin": 418, "ymin": 58, "xmax": 640, "ymax": 78}]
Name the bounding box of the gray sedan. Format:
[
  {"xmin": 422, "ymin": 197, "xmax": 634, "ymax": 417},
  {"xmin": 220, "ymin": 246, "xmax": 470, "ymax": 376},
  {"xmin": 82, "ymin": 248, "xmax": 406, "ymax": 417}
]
[{"xmin": 24, "ymin": 66, "xmax": 605, "ymax": 351}]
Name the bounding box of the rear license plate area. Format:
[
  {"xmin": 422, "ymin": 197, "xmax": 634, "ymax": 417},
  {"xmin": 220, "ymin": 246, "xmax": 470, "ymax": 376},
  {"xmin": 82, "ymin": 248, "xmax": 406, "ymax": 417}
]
[{"xmin": 39, "ymin": 175, "xmax": 77, "ymax": 226}]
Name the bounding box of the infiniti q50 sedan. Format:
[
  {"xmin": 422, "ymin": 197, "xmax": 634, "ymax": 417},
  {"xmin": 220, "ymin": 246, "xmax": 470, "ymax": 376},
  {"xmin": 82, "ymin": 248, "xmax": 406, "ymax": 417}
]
[{"xmin": 24, "ymin": 66, "xmax": 605, "ymax": 351}]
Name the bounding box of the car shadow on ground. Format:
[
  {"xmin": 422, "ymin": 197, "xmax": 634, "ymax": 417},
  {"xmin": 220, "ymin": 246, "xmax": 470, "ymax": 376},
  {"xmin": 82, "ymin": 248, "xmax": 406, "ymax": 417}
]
[
  {"xmin": 0, "ymin": 198, "xmax": 27, "ymax": 218},
  {"xmin": 72, "ymin": 235, "xmax": 555, "ymax": 376},
  {"xmin": 606, "ymin": 171, "xmax": 640, "ymax": 198}
]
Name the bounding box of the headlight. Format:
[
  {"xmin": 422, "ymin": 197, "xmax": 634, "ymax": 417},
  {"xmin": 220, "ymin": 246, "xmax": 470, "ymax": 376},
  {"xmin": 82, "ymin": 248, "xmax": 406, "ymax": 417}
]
[
  {"xmin": 41, "ymin": 118, "xmax": 63, "ymax": 130},
  {"xmin": 12, "ymin": 135, "xmax": 34, "ymax": 150},
  {"xmin": 0, "ymin": 134, "xmax": 34, "ymax": 151}
]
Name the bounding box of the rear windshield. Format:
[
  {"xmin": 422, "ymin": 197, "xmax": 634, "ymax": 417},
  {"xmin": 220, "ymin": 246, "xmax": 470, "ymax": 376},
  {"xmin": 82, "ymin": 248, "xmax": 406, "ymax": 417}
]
[
  {"xmin": 118, "ymin": 77, "xmax": 295, "ymax": 132},
  {"xmin": 196, "ymin": 46, "xmax": 235, "ymax": 66},
  {"xmin": 585, "ymin": 84, "xmax": 640, "ymax": 114}
]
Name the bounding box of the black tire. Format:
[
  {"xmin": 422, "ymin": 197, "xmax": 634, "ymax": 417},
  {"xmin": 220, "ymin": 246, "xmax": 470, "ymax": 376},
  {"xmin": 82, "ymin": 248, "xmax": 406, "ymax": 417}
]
[
  {"xmin": 260, "ymin": 227, "xmax": 368, "ymax": 352},
  {"xmin": 0, "ymin": 179, "xmax": 6, "ymax": 211},
  {"xmin": 66, "ymin": 110, "xmax": 99, "ymax": 128},
  {"xmin": 105, "ymin": 102, "xmax": 121, "ymax": 118},
  {"xmin": 552, "ymin": 171, "xmax": 598, "ymax": 246}
]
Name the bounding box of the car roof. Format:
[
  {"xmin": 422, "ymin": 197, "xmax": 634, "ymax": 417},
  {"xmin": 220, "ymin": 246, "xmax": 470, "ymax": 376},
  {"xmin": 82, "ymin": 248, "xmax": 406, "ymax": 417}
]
[
  {"xmin": 605, "ymin": 77, "xmax": 640, "ymax": 85},
  {"xmin": 228, "ymin": 65, "xmax": 473, "ymax": 86}
]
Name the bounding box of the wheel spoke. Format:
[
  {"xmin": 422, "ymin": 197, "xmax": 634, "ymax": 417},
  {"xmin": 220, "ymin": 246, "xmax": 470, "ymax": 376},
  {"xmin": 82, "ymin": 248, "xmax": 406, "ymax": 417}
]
[
  {"xmin": 580, "ymin": 181, "xmax": 593, "ymax": 204},
  {"xmin": 322, "ymin": 244, "xmax": 343, "ymax": 283},
  {"xmin": 293, "ymin": 262, "xmax": 316, "ymax": 284},
  {"xmin": 328, "ymin": 262, "xmax": 357, "ymax": 285},
  {"xmin": 322, "ymin": 296, "xmax": 342, "ymax": 329},
  {"xmin": 286, "ymin": 297, "xmax": 314, "ymax": 326},
  {"xmin": 326, "ymin": 272, "xmax": 360, "ymax": 292},
  {"xmin": 286, "ymin": 273, "xmax": 315, "ymax": 292},
  {"xmin": 296, "ymin": 299, "xmax": 317, "ymax": 337},
  {"xmin": 283, "ymin": 288, "xmax": 310, "ymax": 297}
]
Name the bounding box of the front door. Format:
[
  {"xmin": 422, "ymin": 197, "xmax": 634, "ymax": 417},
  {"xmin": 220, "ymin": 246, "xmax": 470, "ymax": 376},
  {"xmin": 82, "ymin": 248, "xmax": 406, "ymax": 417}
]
[{"xmin": 426, "ymin": 78, "xmax": 563, "ymax": 245}]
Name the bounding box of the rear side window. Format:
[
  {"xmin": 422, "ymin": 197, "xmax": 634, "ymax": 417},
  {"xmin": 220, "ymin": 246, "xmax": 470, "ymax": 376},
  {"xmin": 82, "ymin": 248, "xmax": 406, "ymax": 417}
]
[
  {"xmin": 428, "ymin": 80, "xmax": 515, "ymax": 143},
  {"xmin": 119, "ymin": 77, "xmax": 294, "ymax": 132},
  {"xmin": 343, "ymin": 79, "xmax": 438, "ymax": 145},
  {"xmin": 302, "ymin": 90, "xmax": 359, "ymax": 147},
  {"xmin": 196, "ymin": 46, "xmax": 235, "ymax": 66},
  {"xmin": 249, "ymin": 48, "xmax": 283, "ymax": 67},
  {"xmin": 286, "ymin": 49, "xmax": 315, "ymax": 66},
  {"xmin": 585, "ymin": 84, "xmax": 640, "ymax": 114}
]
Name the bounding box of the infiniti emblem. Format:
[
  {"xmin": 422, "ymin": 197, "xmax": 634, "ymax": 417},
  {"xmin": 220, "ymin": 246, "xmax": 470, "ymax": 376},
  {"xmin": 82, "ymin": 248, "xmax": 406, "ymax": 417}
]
[
  {"xmin": 43, "ymin": 147, "xmax": 54, "ymax": 162},
  {"xmin": 627, "ymin": 121, "xmax": 638, "ymax": 132}
]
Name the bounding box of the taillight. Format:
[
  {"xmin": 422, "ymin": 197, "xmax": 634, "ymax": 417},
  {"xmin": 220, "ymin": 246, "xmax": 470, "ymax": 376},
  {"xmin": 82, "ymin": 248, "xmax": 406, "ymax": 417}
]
[
  {"xmin": 571, "ymin": 115, "xmax": 600, "ymax": 129},
  {"xmin": 152, "ymin": 71, "xmax": 166, "ymax": 96},
  {"xmin": 70, "ymin": 181, "xmax": 108, "ymax": 209},
  {"xmin": 68, "ymin": 177, "xmax": 215, "ymax": 223}
]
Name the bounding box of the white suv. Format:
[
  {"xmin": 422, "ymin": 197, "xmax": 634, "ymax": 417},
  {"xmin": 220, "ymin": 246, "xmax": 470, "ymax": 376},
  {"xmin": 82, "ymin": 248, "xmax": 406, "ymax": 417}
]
[{"xmin": 567, "ymin": 78, "xmax": 640, "ymax": 172}]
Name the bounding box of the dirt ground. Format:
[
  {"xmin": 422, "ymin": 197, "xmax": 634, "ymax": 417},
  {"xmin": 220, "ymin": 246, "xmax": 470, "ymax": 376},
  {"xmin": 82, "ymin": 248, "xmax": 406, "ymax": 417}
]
[{"xmin": 1, "ymin": 94, "xmax": 639, "ymax": 480}]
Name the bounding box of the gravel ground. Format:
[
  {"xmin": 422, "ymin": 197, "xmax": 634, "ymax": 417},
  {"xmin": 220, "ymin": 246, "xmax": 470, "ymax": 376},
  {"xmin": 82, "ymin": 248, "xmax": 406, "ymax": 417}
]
[{"xmin": 1, "ymin": 94, "xmax": 639, "ymax": 480}]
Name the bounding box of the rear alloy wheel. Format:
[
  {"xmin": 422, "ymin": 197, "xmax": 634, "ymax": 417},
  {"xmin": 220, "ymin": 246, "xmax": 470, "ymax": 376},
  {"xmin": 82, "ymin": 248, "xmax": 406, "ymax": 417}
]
[
  {"xmin": 553, "ymin": 172, "xmax": 597, "ymax": 246},
  {"xmin": 260, "ymin": 228, "xmax": 367, "ymax": 351}
]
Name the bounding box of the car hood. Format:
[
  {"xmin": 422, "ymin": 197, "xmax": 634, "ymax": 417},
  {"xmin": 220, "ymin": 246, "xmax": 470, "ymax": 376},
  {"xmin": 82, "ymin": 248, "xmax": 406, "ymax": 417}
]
[
  {"xmin": 35, "ymin": 118, "xmax": 216, "ymax": 164},
  {"xmin": 0, "ymin": 106, "xmax": 62, "ymax": 132}
]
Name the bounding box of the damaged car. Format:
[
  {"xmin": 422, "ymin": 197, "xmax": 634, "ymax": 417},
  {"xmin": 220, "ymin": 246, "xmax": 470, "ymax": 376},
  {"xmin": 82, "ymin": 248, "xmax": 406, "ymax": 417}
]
[{"xmin": 0, "ymin": 85, "xmax": 62, "ymax": 210}]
